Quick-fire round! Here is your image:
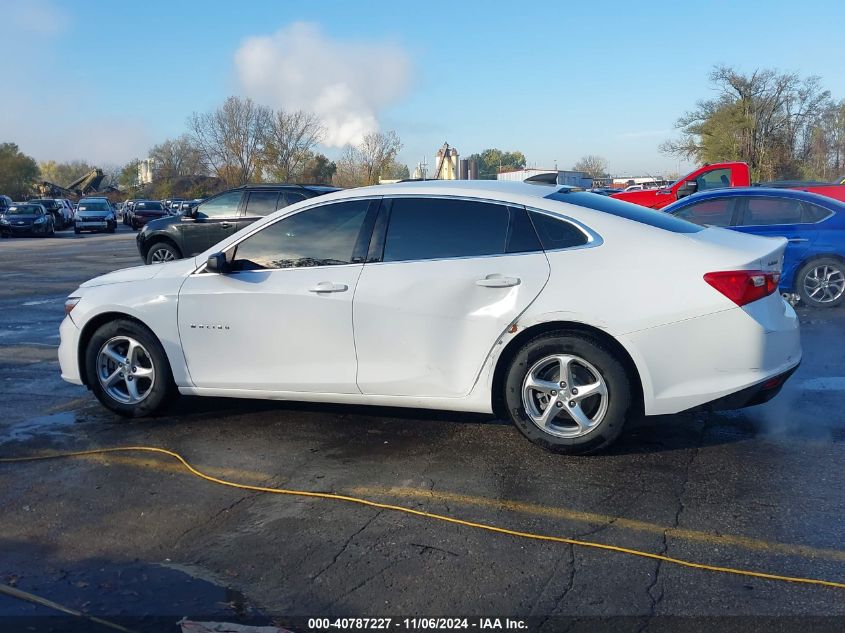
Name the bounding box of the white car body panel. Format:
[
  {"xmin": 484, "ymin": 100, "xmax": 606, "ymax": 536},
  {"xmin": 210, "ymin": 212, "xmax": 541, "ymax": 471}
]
[
  {"xmin": 58, "ymin": 180, "xmax": 801, "ymax": 419},
  {"xmin": 353, "ymin": 252, "xmax": 550, "ymax": 397},
  {"xmin": 177, "ymin": 264, "xmax": 364, "ymax": 392}
]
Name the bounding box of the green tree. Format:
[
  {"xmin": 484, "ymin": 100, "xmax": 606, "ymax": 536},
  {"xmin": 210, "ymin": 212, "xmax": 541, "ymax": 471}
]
[
  {"xmin": 118, "ymin": 159, "xmax": 141, "ymax": 191},
  {"xmin": 0, "ymin": 143, "xmax": 39, "ymax": 199},
  {"xmin": 38, "ymin": 160, "xmax": 96, "ymax": 187},
  {"xmin": 467, "ymin": 148, "xmax": 526, "ymax": 179},
  {"xmin": 662, "ymin": 66, "xmax": 831, "ymax": 181},
  {"xmin": 300, "ymin": 153, "xmax": 336, "ymax": 185}
]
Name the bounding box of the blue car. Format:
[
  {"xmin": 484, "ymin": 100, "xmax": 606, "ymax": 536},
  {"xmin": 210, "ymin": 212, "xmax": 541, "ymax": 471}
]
[{"xmin": 664, "ymin": 187, "xmax": 845, "ymax": 308}]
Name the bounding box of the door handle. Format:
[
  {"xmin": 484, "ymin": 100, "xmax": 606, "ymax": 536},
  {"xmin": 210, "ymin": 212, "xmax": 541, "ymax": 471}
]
[
  {"xmin": 787, "ymin": 238, "xmax": 808, "ymax": 243},
  {"xmin": 476, "ymin": 274, "xmax": 521, "ymax": 288},
  {"xmin": 220, "ymin": 222, "xmax": 232, "ymax": 229},
  {"xmin": 308, "ymin": 282, "xmax": 349, "ymax": 293}
]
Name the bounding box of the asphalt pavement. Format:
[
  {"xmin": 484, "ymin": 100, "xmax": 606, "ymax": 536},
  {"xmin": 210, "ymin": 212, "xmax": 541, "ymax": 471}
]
[{"xmin": 0, "ymin": 228, "xmax": 843, "ymax": 632}]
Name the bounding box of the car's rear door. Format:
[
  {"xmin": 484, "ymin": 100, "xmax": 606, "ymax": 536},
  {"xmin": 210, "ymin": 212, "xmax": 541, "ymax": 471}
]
[
  {"xmin": 352, "ymin": 197, "xmax": 550, "ymax": 398},
  {"xmin": 731, "ymin": 195, "xmax": 819, "ymax": 283}
]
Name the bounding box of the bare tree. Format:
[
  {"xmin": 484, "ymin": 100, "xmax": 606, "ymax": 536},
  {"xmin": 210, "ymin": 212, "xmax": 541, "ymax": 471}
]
[
  {"xmin": 149, "ymin": 134, "xmax": 207, "ymax": 180},
  {"xmin": 573, "ymin": 155, "xmax": 608, "ymax": 179},
  {"xmin": 359, "ymin": 131, "xmax": 402, "ymax": 185},
  {"xmin": 332, "ymin": 145, "xmax": 366, "ymax": 188},
  {"xmin": 261, "ymin": 110, "xmax": 323, "ymax": 182},
  {"xmin": 188, "ymin": 96, "xmax": 272, "ymax": 186},
  {"xmin": 332, "ymin": 131, "xmax": 403, "ymax": 187}
]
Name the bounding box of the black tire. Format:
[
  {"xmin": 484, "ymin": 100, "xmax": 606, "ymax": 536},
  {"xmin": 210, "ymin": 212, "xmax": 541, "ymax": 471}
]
[
  {"xmin": 796, "ymin": 258, "xmax": 845, "ymax": 308},
  {"xmin": 84, "ymin": 318, "xmax": 176, "ymax": 417},
  {"xmin": 504, "ymin": 331, "xmax": 631, "ymax": 454},
  {"xmin": 108, "ymin": 225, "xmax": 116, "ymax": 234},
  {"xmin": 145, "ymin": 242, "xmax": 181, "ymax": 265}
]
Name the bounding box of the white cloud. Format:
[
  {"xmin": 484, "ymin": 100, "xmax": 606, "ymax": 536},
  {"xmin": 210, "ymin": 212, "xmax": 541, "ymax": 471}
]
[
  {"xmin": 1, "ymin": 0, "xmax": 68, "ymax": 35},
  {"xmin": 234, "ymin": 22, "xmax": 411, "ymax": 147}
]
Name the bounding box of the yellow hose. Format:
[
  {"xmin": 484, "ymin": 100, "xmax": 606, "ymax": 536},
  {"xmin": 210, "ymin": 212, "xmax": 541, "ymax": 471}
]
[{"xmin": 2, "ymin": 446, "xmax": 843, "ymax": 591}]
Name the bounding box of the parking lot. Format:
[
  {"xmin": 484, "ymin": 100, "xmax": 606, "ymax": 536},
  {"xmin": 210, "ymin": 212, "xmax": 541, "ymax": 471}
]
[{"xmin": 1, "ymin": 230, "xmax": 844, "ymax": 630}]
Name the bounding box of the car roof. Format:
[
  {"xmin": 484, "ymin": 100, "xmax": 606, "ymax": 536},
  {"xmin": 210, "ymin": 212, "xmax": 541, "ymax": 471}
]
[
  {"xmin": 332, "ymin": 179, "xmax": 571, "ymax": 201},
  {"xmin": 678, "ymin": 186, "xmax": 845, "ymax": 208}
]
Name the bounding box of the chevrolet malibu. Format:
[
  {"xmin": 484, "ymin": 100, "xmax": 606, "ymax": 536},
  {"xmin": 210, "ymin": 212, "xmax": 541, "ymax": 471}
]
[{"xmin": 59, "ymin": 181, "xmax": 801, "ymax": 453}]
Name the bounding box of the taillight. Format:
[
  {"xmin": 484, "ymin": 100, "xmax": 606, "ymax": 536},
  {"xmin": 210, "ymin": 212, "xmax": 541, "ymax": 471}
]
[{"xmin": 703, "ymin": 270, "xmax": 780, "ymax": 307}]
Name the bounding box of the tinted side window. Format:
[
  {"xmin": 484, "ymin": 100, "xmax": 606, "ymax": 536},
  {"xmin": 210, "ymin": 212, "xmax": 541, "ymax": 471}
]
[
  {"xmin": 383, "ymin": 198, "xmax": 509, "ymax": 262},
  {"xmin": 741, "ymin": 197, "xmax": 803, "ymax": 226},
  {"xmin": 280, "ymin": 191, "xmax": 306, "ymax": 207},
  {"xmin": 506, "ymin": 207, "xmax": 542, "ymax": 253},
  {"xmin": 197, "ymin": 191, "xmax": 243, "ymax": 218},
  {"xmin": 802, "ymin": 202, "xmax": 833, "ymax": 223},
  {"xmin": 245, "ymin": 191, "xmax": 280, "ymax": 216},
  {"xmin": 232, "ymin": 200, "xmax": 370, "ymax": 270},
  {"xmin": 529, "ymin": 212, "xmax": 589, "ymax": 249},
  {"xmin": 695, "ymin": 168, "xmax": 731, "ymax": 191},
  {"xmin": 674, "ymin": 198, "xmax": 734, "ymax": 227}
]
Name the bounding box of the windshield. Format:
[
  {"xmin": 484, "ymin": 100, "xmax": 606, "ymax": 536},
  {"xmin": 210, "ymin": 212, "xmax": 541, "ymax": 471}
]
[
  {"xmin": 78, "ymin": 202, "xmax": 109, "ymax": 211},
  {"xmin": 6, "ymin": 206, "xmax": 42, "ymax": 215}
]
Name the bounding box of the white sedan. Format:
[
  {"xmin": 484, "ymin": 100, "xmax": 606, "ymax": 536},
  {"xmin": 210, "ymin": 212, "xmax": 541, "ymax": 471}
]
[{"xmin": 59, "ymin": 181, "xmax": 801, "ymax": 453}]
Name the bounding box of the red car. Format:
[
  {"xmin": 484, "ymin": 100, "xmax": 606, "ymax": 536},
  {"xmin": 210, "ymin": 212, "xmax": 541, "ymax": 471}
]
[{"xmin": 130, "ymin": 201, "xmax": 168, "ymax": 231}]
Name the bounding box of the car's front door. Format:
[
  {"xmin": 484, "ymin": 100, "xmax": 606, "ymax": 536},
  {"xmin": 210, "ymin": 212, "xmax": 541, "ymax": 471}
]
[
  {"xmin": 353, "ymin": 197, "xmax": 551, "ymax": 398},
  {"xmin": 178, "ymin": 198, "xmax": 377, "ymax": 392},
  {"xmin": 182, "ymin": 190, "xmax": 244, "ymax": 255}
]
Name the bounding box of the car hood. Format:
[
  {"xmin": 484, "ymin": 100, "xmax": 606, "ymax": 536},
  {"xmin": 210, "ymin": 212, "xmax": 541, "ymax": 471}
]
[
  {"xmin": 79, "ymin": 257, "xmax": 200, "ymax": 288},
  {"xmin": 143, "ymin": 214, "xmax": 183, "ymax": 231}
]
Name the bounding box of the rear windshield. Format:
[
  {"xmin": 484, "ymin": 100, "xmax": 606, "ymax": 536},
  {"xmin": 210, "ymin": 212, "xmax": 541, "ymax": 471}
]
[
  {"xmin": 546, "ymin": 191, "xmax": 703, "ymax": 233},
  {"xmin": 135, "ymin": 202, "xmax": 164, "ymax": 210}
]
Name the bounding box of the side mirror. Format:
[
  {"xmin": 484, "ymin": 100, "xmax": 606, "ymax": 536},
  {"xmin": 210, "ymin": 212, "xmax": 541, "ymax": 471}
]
[
  {"xmin": 676, "ymin": 180, "xmax": 698, "ymax": 199},
  {"xmin": 206, "ymin": 252, "xmax": 229, "ymax": 274}
]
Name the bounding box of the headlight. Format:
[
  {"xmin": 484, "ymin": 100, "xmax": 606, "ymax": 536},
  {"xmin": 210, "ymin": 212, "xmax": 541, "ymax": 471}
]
[
  {"xmin": 34, "ymin": 217, "xmax": 46, "ymax": 224},
  {"xmin": 64, "ymin": 297, "xmax": 81, "ymax": 315},
  {"xmin": 106, "ymin": 213, "xmax": 115, "ymax": 220},
  {"xmin": 0, "ymin": 218, "xmax": 8, "ymax": 225}
]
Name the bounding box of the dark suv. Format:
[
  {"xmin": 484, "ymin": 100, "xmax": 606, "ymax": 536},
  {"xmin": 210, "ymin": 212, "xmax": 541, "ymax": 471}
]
[{"xmin": 135, "ymin": 184, "xmax": 339, "ymax": 264}]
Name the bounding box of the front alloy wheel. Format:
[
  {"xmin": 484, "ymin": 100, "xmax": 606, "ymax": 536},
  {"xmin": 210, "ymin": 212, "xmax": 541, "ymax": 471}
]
[
  {"xmin": 97, "ymin": 336, "xmax": 156, "ymax": 404},
  {"xmin": 86, "ymin": 318, "xmax": 174, "ymax": 416},
  {"xmin": 146, "ymin": 243, "xmax": 180, "ymax": 264}
]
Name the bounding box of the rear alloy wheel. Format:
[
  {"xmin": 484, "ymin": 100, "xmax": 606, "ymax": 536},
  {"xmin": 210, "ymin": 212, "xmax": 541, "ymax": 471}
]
[
  {"xmin": 85, "ymin": 319, "xmax": 174, "ymax": 416},
  {"xmin": 146, "ymin": 243, "xmax": 180, "ymax": 264},
  {"xmin": 504, "ymin": 332, "xmax": 631, "ymax": 454},
  {"xmin": 797, "ymin": 258, "xmax": 845, "ymax": 308}
]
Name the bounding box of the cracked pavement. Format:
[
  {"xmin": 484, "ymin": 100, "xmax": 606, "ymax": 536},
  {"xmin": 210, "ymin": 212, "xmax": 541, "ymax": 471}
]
[{"xmin": 1, "ymin": 230, "xmax": 844, "ymax": 628}]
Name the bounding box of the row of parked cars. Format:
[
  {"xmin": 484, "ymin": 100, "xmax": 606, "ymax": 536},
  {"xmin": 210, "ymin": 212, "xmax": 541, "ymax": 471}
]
[{"xmin": 0, "ymin": 195, "xmax": 119, "ymax": 237}]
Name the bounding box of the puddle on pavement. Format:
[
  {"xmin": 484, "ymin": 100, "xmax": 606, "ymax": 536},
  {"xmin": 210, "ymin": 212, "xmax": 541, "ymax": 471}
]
[{"xmin": 1, "ymin": 411, "xmax": 79, "ymax": 445}]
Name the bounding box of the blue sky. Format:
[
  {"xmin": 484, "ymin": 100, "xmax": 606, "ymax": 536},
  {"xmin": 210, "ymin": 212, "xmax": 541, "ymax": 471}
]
[{"xmin": 2, "ymin": 0, "xmax": 844, "ymax": 177}]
